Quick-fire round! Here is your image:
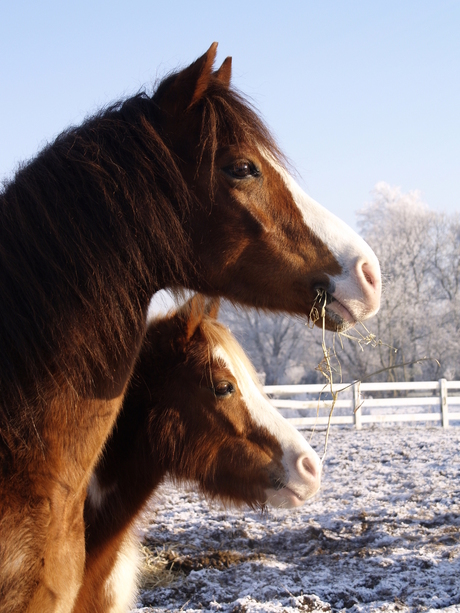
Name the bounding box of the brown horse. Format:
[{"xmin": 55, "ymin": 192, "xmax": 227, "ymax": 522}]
[
  {"xmin": 74, "ymin": 295, "xmax": 321, "ymax": 613},
  {"xmin": 0, "ymin": 43, "xmax": 380, "ymax": 612}
]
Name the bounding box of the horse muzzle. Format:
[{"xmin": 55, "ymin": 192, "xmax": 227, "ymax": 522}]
[
  {"xmin": 318, "ymin": 252, "xmax": 382, "ymax": 330},
  {"xmin": 265, "ymin": 448, "xmax": 322, "ymax": 509}
]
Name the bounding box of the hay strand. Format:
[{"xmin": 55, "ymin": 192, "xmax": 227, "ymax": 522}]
[{"xmin": 306, "ymin": 289, "xmax": 440, "ymax": 461}]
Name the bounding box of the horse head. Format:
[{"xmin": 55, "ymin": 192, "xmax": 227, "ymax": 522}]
[
  {"xmin": 145, "ymin": 294, "xmax": 321, "ymax": 509},
  {"xmin": 151, "ymin": 43, "xmax": 381, "ymax": 332}
]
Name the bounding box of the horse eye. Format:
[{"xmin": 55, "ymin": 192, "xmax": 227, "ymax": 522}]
[
  {"xmin": 214, "ymin": 381, "xmax": 234, "ymax": 397},
  {"xmin": 223, "ymin": 161, "xmax": 260, "ymax": 179}
]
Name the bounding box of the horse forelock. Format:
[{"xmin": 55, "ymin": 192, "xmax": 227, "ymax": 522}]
[
  {"xmin": 194, "ymin": 83, "xmax": 287, "ymax": 196},
  {"xmin": 199, "ymin": 316, "xmax": 261, "ymax": 390}
]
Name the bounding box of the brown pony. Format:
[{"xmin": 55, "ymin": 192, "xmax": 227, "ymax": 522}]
[
  {"xmin": 0, "ymin": 43, "xmax": 380, "ymax": 612},
  {"xmin": 74, "ymin": 295, "xmax": 321, "ymax": 613}
]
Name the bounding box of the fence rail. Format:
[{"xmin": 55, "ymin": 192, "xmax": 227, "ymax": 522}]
[{"xmin": 263, "ymin": 379, "xmax": 460, "ymax": 429}]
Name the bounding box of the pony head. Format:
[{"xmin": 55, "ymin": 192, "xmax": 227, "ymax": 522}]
[
  {"xmin": 151, "ymin": 43, "xmax": 381, "ymax": 331},
  {"xmin": 145, "ymin": 294, "xmax": 321, "ymax": 508}
]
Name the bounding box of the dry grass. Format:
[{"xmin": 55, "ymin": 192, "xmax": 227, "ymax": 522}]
[
  {"xmin": 308, "ymin": 289, "xmax": 397, "ymax": 460},
  {"xmin": 139, "ymin": 542, "xmax": 186, "ymax": 590},
  {"xmin": 307, "ymin": 289, "xmax": 341, "ymax": 460},
  {"xmin": 307, "ymin": 289, "xmax": 439, "ymax": 460},
  {"xmin": 139, "ymin": 540, "xmax": 264, "ymax": 591}
]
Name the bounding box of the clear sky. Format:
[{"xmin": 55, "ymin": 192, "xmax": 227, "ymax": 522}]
[{"xmin": 1, "ymin": 0, "xmax": 459, "ymax": 228}]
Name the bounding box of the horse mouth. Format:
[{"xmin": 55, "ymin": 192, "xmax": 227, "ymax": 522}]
[
  {"xmin": 282, "ymin": 486, "xmax": 307, "ymax": 507},
  {"xmin": 325, "ymin": 297, "xmax": 356, "ymax": 331},
  {"xmin": 313, "ymin": 288, "xmax": 356, "ymax": 331},
  {"xmin": 265, "ymin": 484, "xmax": 309, "ymax": 509}
]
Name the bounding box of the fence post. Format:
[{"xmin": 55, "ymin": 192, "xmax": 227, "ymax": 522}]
[
  {"xmin": 440, "ymin": 378, "xmax": 449, "ymax": 428},
  {"xmin": 353, "ymin": 381, "xmax": 362, "ymax": 430}
]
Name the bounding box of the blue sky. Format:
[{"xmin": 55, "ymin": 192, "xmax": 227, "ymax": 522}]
[{"xmin": 1, "ymin": 0, "xmax": 459, "ymax": 228}]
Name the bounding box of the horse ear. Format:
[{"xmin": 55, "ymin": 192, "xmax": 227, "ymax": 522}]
[
  {"xmin": 205, "ymin": 298, "xmax": 220, "ymax": 320},
  {"xmin": 186, "ymin": 42, "xmax": 219, "ymax": 108},
  {"xmin": 175, "ymin": 294, "xmax": 207, "ymax": 342},
  {"xmin": 214, "ymin": 57, "xmax": 232, "ymax": 88},
  {"xmin": 154, "ymin": 43, "xmax": 221, "ymax": 114}
]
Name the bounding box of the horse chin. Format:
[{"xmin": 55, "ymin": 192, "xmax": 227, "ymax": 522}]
[
  {"xmin": 324, "ymin": 302, "xmax": 356, "ymax": 332},
  {"xmin": 264, "ymin": 486, "xmax": 309, "ymax": 510}
]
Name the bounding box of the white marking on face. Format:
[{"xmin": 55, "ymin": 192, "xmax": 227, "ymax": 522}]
[
  {"xmin": 213, "ymin": 344, "xmax": 321, "ymax": 508},
  {"xmin": 261, "ymin": 151, "xmax": 381, "ymax": 322}
]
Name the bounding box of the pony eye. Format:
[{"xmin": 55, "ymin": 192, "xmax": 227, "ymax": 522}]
[
  {"xmin": 214, "ymin": 381, "xmax": 234, "ymax": 397},
  {"xmin": 223, "ymin": 161, "xmax": 260, "ymax": 179}
]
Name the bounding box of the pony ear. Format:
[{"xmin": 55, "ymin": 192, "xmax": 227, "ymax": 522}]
[
  {"xmin": 214, "ymin": 57, "xmax": 232, "ymax": 88},
  {"xmin": 175, "ymin": 294, "xmax": 207, "ymax": 342},
  {"xmin": 185, "ymin": 42, "xmax": 219, "ymax": 109},
  {"xmin": 205, "ymin": 297, "xmax": 220, "ymax": 320},
  {"xmin": 154, "ymin": 43, "xmax": 224, "ymax": 114}
]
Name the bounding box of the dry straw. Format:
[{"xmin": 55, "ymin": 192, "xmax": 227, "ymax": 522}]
[
  {"xmin": 139, "ymin": 541, "xmax": 187, "ymax": 589},
  {"xmin": 307, "ymin": 289, "xmax": 436, "ymax": 460}
]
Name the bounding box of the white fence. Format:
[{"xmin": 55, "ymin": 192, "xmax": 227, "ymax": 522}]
[{"xmin": 264, "ymin": 379, "xmax": 460, "ymax": 429}]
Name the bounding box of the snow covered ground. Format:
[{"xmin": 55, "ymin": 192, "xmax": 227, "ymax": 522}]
[{"xmin": 133, "ymin": 425, "xmax": 460, "ymax": 612}]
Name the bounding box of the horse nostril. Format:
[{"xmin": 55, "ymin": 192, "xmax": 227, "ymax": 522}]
[
  {"xmin": 359, "ymin": 260, "xmax": 381, "ymax": 292},
  {"xmin": 296, "ymin": 452, "xmax": 321, "ymax": 482},
  {"xmin": 363, "ymin": 269, "xmax": 373, "ymax": 286}
]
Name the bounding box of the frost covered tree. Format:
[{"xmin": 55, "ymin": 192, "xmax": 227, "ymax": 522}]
[{"xmin": 337, "ymin": 182, "xmax": 460, "ymax": 382}]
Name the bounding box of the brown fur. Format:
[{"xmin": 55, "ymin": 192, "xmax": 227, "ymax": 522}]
[
  {"xmin": 0, "ymin": 43, "xmax": 341, "ymax": 612},
  {"xmin": 74, "ymin": 296, "xmax": 285, "ymax": 612}
]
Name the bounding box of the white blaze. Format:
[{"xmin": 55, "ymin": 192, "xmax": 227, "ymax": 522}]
[
  {"xmin": 263, "ymin": 152, "xmax": 381, "ymax": 323},
  {"xmin": 214, "ymin": 344, "xmax": 321, "ymax": 508}
]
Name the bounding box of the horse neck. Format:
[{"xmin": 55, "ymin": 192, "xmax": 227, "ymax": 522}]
[
  {"xmin": 84, "ymin": 323, "xmax": 173, "ymax": 553},
  {"xmin": 85, "ymin": 410, "xmax": 163, "ymax": 555},
  {"xmin": 0, "ymin": 99, "xmax": 195, "ymax": 416}
]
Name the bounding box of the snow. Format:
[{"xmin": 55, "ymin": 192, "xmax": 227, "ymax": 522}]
[{"xmin": 132, "ymin": 425, "xmax": 460, "ymax": 612}]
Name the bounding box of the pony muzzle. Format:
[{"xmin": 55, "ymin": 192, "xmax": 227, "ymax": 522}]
[
  {"xmin": 325, "ymin": 254, "xmax": 382, "ymax": 327},
  {"xmin": 265, "ymin": 446, "xmax": 321, "ymax": 509}
]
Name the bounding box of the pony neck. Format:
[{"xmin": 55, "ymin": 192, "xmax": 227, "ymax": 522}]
[{"xmin": 0, "ymin": 94, "xmax": 196, "ymax": 414}]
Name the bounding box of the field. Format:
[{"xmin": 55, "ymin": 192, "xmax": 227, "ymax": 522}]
[{"xmin": 132, "ymin": 425, "xmax": 460, "ymax": 612}]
